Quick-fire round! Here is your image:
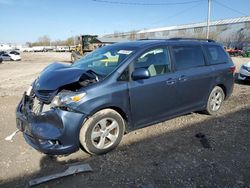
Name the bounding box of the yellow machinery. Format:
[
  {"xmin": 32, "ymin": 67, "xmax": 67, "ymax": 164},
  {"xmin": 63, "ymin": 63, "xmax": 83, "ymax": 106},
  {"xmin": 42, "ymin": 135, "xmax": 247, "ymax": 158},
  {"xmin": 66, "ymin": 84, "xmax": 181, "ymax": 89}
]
[{"xmin": 71, "ymin": 35, "xmax": 99, "ymax": 62}]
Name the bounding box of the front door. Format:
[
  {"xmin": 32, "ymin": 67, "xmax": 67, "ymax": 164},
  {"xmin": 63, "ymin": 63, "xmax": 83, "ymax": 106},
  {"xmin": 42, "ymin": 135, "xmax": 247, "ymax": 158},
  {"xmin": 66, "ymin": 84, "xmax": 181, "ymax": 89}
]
[{"xmin": 128, "ymin": 47, "xmax": 180, "ymax": 127}]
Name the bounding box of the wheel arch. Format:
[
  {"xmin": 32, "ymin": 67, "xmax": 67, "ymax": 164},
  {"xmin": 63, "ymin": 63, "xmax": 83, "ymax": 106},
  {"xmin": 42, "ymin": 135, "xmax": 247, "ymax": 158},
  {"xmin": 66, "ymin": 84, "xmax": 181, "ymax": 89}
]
[
  {"xmin": 216, "ymin": 83, "xmax": 227, "ymax": 99},
  {"xmin": 87, "ymin": 105, "xmax": 130, "ymax": 132},
  {"xmin": 79, "ymin": 106, "xmax": 128, "ymax": 154}
]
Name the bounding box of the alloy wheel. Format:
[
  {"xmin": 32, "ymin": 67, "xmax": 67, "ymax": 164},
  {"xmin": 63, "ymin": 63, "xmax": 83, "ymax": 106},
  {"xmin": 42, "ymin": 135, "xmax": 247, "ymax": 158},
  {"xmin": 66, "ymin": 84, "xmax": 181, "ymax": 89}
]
[
  {"xmin": 210, "ymin": 90, "xmax": 223, "ymax": 111},
  {"xmin": 91, "ymin": 118, "xmax": 119, "ymax": 149}
]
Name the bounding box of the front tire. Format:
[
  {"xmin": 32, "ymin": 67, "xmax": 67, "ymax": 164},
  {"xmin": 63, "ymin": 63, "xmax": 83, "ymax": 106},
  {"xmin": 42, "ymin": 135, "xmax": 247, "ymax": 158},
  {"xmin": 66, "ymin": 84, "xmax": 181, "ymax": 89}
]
[
  {"xmin": 79, "ymin": 109, "xmax": 125, "ymax": 155},
  {"xmin": 205, "ymin": 86, "xmax": 225, "ymax": 115}
]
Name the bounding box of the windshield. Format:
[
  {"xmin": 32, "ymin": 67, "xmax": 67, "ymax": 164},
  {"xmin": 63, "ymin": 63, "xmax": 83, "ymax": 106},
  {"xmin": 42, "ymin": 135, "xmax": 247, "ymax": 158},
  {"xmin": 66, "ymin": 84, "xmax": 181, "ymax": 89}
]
[
  {"xmin": 10, "ymin": 51, "xmax": 20, "ymax": 55},
  {"xmin": 72, "ymin": 45, "xmax": 136, "ymax": 76}
]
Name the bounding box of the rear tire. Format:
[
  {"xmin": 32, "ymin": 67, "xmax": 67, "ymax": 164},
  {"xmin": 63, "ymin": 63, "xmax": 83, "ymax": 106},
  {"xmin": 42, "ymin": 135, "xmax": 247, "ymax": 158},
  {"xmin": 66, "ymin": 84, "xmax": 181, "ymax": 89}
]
[
  {"xmin": 79, "ymin": 109, "xmax": 125, "ymax": 155},
  {"xmin": 205, "ymin": 86, "xmax": 225, "ymax": 115}
]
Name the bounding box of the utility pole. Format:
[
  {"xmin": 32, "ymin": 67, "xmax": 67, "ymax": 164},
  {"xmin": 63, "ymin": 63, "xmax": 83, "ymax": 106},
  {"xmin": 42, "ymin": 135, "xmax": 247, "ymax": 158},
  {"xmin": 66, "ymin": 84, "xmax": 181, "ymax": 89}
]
[{"xmin": 206, "ymin": 0, "xmax": 211, "ymax": 39}]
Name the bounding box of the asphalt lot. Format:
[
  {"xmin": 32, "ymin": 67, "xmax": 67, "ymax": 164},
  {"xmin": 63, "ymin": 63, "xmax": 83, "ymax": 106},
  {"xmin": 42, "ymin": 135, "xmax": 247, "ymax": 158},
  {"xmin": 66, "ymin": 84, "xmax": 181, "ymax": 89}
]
[{"xmin": 0, "ymin": 52, "xmax": 249, "ymax": 188}]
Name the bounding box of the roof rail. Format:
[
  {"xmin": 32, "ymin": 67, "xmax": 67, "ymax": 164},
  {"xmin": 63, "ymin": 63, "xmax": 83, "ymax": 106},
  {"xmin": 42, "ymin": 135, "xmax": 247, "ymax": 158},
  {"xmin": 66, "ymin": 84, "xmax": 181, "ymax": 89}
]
[
  {"xmin": 138, "ymin": 38, "xmax": 167, "ymax": 41},
  {"xmin": 168, "ymin": 38, "xmax": 215, "ymax": 42}
]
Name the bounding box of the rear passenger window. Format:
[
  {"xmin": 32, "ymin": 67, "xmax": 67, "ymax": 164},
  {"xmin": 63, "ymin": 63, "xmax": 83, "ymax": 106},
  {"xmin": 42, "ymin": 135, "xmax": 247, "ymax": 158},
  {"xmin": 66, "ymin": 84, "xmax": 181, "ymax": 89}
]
[
  {"xmin": 205, "ymin": 45, "xmax": 228, "ymax": 65},
  {"xmin": 172, "ymin": 46, "xmax": 205, "ymax": 70}
]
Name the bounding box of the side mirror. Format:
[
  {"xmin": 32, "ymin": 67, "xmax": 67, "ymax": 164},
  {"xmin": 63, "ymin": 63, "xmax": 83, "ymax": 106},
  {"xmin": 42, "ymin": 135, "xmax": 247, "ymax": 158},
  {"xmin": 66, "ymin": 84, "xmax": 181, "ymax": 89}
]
[{"xmin": 132, "ymin": 68, "xmax": 150, "ymax": 81}]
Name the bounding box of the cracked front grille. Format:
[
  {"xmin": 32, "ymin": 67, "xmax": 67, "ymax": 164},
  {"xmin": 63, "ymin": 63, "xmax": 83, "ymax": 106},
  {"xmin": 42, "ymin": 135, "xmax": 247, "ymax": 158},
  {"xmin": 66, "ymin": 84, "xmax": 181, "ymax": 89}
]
[{"xmin": 34, "ymin": 90, "xmax": 57, "ymax": 104}]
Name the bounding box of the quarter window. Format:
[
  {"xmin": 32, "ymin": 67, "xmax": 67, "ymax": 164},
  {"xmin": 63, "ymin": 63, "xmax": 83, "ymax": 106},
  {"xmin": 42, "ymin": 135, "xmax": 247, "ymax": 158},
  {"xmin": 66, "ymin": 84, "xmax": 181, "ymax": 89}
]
[
  {"xmin": 134, "ymin": 47, "xmax": 171, "ymax": 77},
  {"xmin": 172, "ymin": 46, "xmax": 205, "ymax": 70},
  {"xmin": 118, "ymin": 68, "xmax": 129, "ymax": 81},
  {"xmin": 205, "ymin": 45, "xmax": 228, "ymax": 65}
]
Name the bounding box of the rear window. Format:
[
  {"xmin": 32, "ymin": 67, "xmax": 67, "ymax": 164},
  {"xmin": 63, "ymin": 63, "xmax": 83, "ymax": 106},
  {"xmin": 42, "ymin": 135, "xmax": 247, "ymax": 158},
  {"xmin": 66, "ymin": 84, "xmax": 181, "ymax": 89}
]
[
  {"xmin": 172, "ymin": 45, "xmax": 205, "ymax": 70},
  {"xmin": 10, "ymin": 51, "xmax": 20, "ymax": 55},
  {"xmin": 205, "ymin": 45, "xmax": 228, "ymax": 65}
]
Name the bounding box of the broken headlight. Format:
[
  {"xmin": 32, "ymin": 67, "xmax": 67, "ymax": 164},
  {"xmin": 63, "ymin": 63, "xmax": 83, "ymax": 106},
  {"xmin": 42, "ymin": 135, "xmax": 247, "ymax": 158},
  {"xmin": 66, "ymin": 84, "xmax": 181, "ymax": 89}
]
[{"xmin": 51, "ymin": 92, "xmax": 86, "ymax": 107}]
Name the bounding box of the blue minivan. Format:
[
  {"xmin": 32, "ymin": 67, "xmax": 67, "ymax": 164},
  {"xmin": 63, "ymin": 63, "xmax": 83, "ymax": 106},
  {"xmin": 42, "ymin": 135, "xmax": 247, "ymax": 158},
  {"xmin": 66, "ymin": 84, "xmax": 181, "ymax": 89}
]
[{"xmin": 16, "ymin": 39, "xmax": 235, "ymax": 155}]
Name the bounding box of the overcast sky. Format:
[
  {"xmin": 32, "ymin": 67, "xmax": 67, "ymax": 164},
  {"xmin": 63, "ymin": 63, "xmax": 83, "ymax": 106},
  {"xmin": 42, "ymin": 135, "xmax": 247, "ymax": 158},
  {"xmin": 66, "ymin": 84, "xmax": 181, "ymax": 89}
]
[{"xmin": 0, "ymin": 0, "xmax": 249, "ymax": 44}]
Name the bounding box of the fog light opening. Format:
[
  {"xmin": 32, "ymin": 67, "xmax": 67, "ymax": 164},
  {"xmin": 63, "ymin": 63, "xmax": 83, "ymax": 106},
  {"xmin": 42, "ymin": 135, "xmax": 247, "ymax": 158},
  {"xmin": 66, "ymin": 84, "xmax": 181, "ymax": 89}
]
[{"xmin": 48, "ymin": 140, "xmax": 61, "ymax": 145}]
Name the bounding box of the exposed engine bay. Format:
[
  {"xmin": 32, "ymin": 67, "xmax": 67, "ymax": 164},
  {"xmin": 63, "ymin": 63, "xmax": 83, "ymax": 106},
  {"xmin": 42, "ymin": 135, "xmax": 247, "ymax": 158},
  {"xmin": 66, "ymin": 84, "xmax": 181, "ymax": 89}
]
[{"xmin": 27, "ymin": 64, "xmax": 99, "ymax": 115}]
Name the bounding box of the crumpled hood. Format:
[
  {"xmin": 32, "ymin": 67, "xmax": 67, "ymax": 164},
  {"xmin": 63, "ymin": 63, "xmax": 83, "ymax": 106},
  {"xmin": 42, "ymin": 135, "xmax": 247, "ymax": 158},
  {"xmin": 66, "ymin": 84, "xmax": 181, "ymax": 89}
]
[{"xmin": 34, "ymin": 62, "xmax": 85, "ymax": 90}]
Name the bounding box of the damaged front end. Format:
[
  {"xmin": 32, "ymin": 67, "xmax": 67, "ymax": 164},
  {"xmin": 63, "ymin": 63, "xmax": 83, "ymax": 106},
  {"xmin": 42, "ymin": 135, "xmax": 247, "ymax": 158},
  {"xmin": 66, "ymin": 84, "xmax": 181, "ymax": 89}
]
[
  {"xmin": 16, "ymin": 90, "xmax": 87, "ymax": 155},
  {"xmin": 16, "ymin": 63, "xmax": 98, "ymax": 155}
]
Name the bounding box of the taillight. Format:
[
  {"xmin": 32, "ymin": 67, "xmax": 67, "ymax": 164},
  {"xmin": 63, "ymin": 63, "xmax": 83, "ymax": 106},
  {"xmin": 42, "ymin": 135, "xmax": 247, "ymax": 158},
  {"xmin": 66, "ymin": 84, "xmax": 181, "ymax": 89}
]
[{"xmin": 229, "ymin": 66, "xmax": 236, "ymax": 74}]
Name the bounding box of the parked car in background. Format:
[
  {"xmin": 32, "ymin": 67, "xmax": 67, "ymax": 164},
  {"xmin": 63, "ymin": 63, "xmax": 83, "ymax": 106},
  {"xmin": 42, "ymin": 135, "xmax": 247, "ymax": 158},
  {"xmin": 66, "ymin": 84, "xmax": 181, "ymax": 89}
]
[
  {"xmin": 16, "ymin": 38, "xmax": 235, "ymax": 155},
  {"xmin": 9, "ymin": 50, "xmax": 20, "ymax": 55},
  {"xmin": 238, "ymin": 61, "xmax": 250, "ymax": 81},
  {"xmin": 20, "ymin": 47, "xmax": 34, "ymax": 52},
  {"xmin": 54, "ymin": 46, "xmax": 70, "ymax": 52},
  {"xmin": 44, "ymin": 46, "xmax": 54, "ymax": 52},
  {"xmin": 1, "ymin": 53, "xmax": 12, "ymax": 61},
  {"xmin": 225, "ymin": 47, "xmax": 242, "ymax": 56},
  {"xmin": 9, "ymin": 50, "xmax": 21, "ymax": 61},
  {"xmin": 0, "ymin": 51, "xmax": 21, "ymax": 61},
  {"xmin": 32, "ymin": 46, "xmax": 45, "ymax": 52}
]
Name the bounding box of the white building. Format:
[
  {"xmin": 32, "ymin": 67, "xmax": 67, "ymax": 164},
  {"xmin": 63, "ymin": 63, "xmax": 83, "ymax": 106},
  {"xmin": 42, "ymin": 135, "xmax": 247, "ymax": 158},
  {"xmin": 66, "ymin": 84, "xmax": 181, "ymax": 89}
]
[
  {"xmin": 103, "ymin": 16, "xmax": 250, "ymax": 47},
  {"xmin": 0, "ymin": 43, "xmax": 23, "ymax": 51},
  {"xmin": 0, "ymin": 44, "xmax": 15, "ymax": 51}
]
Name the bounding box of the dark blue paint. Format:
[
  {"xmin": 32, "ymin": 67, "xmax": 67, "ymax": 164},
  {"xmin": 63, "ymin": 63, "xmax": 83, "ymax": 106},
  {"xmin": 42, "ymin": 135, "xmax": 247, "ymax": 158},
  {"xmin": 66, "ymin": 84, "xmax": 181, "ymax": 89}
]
[
  {"xmin": 131, "ymin": 68, "xmax": 150, "ymax": 80},
  {"xmin": 35, "ymin": 62, "xmax": 85, "ymax": 90},
  {"xmin": 16, "ymin": 102, "xmax": 86, "ymax": 154},
  {"xmin": 16, "ymin": 40, "xmax": 235, "ymax": 155}
]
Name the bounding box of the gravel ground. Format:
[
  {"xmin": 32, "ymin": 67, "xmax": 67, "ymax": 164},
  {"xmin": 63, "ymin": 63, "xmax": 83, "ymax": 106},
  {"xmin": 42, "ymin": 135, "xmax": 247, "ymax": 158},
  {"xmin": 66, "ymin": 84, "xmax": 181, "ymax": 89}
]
[{"xmin": 0, "ymin": 53, "xmax": 249, "ymax": 188}]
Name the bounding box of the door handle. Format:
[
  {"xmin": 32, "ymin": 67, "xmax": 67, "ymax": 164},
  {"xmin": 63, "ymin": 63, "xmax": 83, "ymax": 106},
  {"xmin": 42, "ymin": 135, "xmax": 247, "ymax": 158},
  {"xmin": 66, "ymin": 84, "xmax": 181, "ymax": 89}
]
[
  {"xmin": 166, "ymin": 78, "xmax": 176, "ymax": 85},
  {"xmin": 178, "ymin": 75, "xmax": 188, "ymax": 82}
]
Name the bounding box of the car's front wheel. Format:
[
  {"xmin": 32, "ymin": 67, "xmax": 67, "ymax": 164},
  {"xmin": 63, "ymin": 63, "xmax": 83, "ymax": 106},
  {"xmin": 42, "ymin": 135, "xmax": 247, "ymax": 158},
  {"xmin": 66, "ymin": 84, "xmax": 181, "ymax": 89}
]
[
  {"xmin": 79, "ymin": 109, "xmax": 125, "ymax": 155},
  {"xmin": 205, "ymin": 86, "xmax": 225, "ymax": 115}
]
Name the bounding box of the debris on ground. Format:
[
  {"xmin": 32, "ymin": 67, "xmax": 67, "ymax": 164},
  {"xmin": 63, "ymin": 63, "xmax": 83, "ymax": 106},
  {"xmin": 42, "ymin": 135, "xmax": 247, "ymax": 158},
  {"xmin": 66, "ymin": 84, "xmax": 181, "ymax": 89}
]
[
  {"xmin": 5, "ymin": 130, "xmax": 19, "ymax": 142},
  {"xmin": 28, "ymin": 163, "xmax": 93, "ymax": 187}
]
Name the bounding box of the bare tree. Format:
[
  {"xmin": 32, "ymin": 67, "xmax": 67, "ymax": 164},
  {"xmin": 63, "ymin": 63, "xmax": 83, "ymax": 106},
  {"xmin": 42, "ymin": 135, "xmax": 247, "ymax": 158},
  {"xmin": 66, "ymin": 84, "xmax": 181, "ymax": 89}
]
[
  {"xmin": 114, "ymin": 30, "xmax": 122, "ymax": 38},
  {"xmin": 234, "ymin": 28, "xmax": 247, "ymax": 44},
  {"xmin": 38, "ymin": 35, "xmax": 51, "ymax": 46},
  {"xmin": 65, "ymin": 37, "xmax": 74, "ymax": 46},
  {"xmin": 25, "ymin": 42, "xmax": 32, "ymax": 47},
  {"xmin": 129, "ymin": 30, "xmax": 137, "ymax": 40},
  {"xmin": 220, "ymin": 36, "xmax": 234, "ymax": 48}
]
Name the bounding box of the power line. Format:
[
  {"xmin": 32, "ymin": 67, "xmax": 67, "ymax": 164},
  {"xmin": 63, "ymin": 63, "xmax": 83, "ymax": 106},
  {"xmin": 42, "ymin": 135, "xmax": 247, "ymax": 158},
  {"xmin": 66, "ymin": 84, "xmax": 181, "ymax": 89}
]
[
  {"xmin": 213, "ymin": 0, "xmax": 248, "ymax": 16},
  {"xmin": 91, "ymin": 0, "xmax": 203, "ymax": 6},
  {"xmin": 151, "ymin": 1, "xmax": 205, "ymax": 26},
  {"xmin": 117, "ymin": 1, "xmax": 204, "ymax": 34}
]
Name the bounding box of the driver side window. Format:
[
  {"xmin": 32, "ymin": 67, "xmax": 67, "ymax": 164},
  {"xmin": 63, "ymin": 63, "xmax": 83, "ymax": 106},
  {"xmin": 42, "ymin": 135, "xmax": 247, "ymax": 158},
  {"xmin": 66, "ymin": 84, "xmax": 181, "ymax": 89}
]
[{"xmin": 134, "ymin": 47, "xmax": 171, "ymax": 77}]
